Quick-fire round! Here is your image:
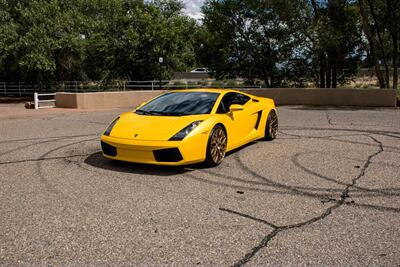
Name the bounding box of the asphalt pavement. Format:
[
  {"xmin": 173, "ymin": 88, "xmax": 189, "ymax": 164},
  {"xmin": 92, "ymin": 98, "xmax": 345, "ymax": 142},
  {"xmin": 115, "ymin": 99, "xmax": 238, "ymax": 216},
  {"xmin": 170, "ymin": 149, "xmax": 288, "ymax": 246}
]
[{"xmin": 0, "ymin": 104, "xmax": 399, "ymax": 266}]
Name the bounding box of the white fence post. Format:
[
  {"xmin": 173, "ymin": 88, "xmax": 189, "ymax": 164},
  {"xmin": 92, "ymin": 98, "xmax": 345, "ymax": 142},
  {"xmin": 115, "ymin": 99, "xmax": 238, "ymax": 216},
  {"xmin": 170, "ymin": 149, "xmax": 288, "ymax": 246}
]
[
  {"xmin": 34, "ymin": 92, "xmax": 39, "ymax": 109},
  {"xmin": 34, "ymin": 92, "xmax": 56, "ymax": 109}
]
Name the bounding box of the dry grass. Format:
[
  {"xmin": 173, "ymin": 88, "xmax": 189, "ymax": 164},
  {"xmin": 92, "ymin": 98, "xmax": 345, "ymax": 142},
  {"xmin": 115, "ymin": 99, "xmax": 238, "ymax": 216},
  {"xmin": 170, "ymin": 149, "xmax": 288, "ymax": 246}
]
[{"xmin": 345, "ymin": 76, "xmax": 380, "ymax": 89}]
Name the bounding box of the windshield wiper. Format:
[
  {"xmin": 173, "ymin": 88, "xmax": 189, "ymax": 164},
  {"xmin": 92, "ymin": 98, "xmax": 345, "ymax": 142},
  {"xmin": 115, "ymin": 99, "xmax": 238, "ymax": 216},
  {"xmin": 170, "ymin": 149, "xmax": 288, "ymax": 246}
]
[
  {"xmin": 136, "ymin": 110, "xmax": 190, "ymax": 116},
  {"xmin": 135, "ymin": 109, "xmax": 157, "ymax": 115},
  {"xmin": 157, "ymin": 111, "xmax": 191, "ymax": 116}
]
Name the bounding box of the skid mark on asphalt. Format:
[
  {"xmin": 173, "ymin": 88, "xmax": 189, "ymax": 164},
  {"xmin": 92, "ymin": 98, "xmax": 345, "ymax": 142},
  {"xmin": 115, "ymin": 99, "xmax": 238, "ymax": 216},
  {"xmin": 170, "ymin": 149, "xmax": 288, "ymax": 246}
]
[
  {"xmin": 196, "ymin": 141, "xmax": 399, "ymax": 200},
  {"xmin": 291, "ymin": 151, "xmax": 400, "ymax": 197},
  {"xmin": 325, "ymin": 111, "xmax": 335, "ymax": 126},
  {"xmin": 281, "ymin": 126, "xmax": 400, "ymax": 137},
  {"xmin": 2, "ymin": 118, "xmax": 399, "ymax": 265},
  {"xmin": 35, "ymin": 138, "xmax": 99, "ymax": 201},
  {"xmin": 219, "ymin": 135, "xmax": 386, "ymax": 266},
  {"xmin": 279, "ymin": 129, "xmax": 400, "ymax": 152},
  {"xmin": 0, "ymin": 133, "xmax": 98, "ymax": 144},
  {"xmin": 176, "ymin": 128, "xmax": 399, "ymax": 265},
  {"xmin": 0, "ymin": 154, "xmax": 92, "ymax": 165},
  {"xmin": 0, "ymin": 134, "xmax": 99, "ymax": 165}
]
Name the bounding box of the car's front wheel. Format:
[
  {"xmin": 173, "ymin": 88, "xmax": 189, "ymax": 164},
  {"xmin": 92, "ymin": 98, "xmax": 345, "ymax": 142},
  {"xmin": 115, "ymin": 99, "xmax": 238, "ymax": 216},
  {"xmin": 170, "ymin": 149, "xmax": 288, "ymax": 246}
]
[
  {"xmin": 265, "ymin": 110, "xmax": 278, "ymax": 140},
  {"xmin": 205, "ymin": 125, "xmax": 227, "ymax": 167}
]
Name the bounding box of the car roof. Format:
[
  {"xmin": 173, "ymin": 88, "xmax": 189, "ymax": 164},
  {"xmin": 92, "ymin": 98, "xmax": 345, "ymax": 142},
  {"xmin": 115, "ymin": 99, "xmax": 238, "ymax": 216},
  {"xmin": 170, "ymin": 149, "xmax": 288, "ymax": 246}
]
[{"xmin": 169, "ymin": 88, "xmax": 244, "ymax": 94}]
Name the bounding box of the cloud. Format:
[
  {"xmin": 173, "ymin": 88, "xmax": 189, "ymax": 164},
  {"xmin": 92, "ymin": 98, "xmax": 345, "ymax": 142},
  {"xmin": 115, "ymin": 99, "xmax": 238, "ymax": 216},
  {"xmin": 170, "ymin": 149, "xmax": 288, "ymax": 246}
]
[{"xmin": 182, "ymin": 0, "xmax": 205, "ymax": 20}]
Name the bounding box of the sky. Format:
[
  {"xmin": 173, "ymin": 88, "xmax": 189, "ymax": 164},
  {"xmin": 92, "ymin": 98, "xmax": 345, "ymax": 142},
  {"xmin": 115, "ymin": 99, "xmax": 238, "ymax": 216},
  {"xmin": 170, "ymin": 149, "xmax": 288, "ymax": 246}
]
[{"xmin": 182, "ymin": 0, "xmax": 205, "ymax": 20}]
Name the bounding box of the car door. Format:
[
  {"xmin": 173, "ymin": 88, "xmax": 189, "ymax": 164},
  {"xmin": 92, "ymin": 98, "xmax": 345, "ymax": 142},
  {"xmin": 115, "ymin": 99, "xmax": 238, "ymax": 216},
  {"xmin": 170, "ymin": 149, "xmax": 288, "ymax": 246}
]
[
  {"xmin": 232, "ymin": 93, "xmax": 260, "ymax": 141},
  {"xmin": 216, "ymin": 92, "xmax": 259, "ymax": 149}
]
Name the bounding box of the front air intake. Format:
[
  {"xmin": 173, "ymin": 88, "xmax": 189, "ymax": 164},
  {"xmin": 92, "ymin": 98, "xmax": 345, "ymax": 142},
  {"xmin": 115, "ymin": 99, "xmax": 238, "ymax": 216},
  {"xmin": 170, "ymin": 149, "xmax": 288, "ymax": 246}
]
[
  {"xmin": 101, "ymin": 141, "xmax": 117, "ymax": 157},
  {"xmin": 153, "ymin": 148, "xmax": 183, "ymax": 162}
]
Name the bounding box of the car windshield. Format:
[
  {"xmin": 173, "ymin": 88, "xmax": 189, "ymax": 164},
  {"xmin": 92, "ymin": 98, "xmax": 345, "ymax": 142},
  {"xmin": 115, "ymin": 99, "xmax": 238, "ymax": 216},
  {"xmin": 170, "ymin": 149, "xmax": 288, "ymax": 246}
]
[{"xmin": 136, "ymin": 92, "xmax": 219, "ymax": 116}]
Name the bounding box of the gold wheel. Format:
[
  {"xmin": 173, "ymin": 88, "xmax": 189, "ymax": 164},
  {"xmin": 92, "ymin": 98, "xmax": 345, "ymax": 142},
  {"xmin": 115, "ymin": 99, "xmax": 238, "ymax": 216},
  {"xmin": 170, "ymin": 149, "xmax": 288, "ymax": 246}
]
[
  {"xmin": 269, "ymin": 111, "xmax": 278, "ymax": 139},
  {"xmin": 209, "ymin": 126, "xmax": 227, "ymax": 165},
  {"xmin": 265, "ymin": 110, "xmax": 278, "ymax": 140}
]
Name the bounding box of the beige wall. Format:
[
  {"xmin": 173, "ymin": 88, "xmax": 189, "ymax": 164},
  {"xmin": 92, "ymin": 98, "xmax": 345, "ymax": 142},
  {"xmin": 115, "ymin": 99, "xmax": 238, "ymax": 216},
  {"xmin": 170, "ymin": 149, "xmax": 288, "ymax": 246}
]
[
  {"xmin": 56, "ymin": 91, "xmax": 165, "ymax": 109},
  {"xmin": 56, "ymin": 88, "xmax": 397, "ymax": 109},
  {"xmin": 244, "ymin": 88, "xmax": 397, "ymax": 107}
]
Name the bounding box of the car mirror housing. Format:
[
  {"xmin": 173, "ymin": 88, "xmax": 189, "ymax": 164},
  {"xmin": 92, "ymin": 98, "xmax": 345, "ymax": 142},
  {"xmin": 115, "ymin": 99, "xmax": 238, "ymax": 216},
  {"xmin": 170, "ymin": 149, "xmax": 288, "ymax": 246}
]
[{"xmin": 229, "ymin": 104, "xmax": 244, "ymax": 112}]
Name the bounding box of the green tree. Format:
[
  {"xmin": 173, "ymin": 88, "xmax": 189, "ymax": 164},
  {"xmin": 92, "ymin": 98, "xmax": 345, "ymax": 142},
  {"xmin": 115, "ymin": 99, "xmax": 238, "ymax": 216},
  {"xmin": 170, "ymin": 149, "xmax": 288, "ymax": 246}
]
[
  {"xmin": 199, "ymin": 0, "xmax": 309, "ymax": 87},
  {"xmin": 310, "ymin": 0, "xmax": 363, "ymax": 88},
  {"xmin": 0, "ymin": 0, "xmax": 88, "ymax": 81},
  {"xmin": 0, "ymin": 0, "xmax": 19, "ymax": 80},
  {"xmin": 200, "ymin": 0, "xmax": 362, "ymax": 88},
  {"xmin": 359, "ymin": 0, "xmax": 399, "ymax": 88},
  {"xmin": 0, "ymin": 0, "xmax": 199, "ymax": 82},
  {"xmin": 116, "ymin": 0, "xmax": 198, "ymax": 80}
]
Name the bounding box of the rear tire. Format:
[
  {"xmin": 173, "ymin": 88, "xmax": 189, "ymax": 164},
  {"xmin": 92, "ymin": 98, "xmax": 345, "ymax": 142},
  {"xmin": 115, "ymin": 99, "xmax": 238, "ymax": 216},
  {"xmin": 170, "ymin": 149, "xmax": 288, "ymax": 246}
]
[
  {"xmin": 204, "ymin": 125, "xmax": 227, "ymax": 167},
  {"xmin": 264, "ymin": 110, "xmax": 278, "ymax": 140}
]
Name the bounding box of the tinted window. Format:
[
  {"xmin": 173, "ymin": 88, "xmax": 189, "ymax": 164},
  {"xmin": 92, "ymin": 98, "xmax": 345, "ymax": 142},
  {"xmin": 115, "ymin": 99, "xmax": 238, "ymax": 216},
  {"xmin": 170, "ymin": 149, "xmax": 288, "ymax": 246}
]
[
  {"xmin": 137, "ymin": 92, "xmax": 219, "ymax": 116},
  {"xmin": 217, "ymin": 93, "xmax": 251, "ymax": 113}
]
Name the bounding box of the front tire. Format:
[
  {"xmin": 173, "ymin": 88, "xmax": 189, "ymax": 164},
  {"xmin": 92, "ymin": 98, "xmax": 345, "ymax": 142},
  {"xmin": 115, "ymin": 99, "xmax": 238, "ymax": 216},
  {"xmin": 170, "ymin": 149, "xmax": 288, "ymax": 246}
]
[
  {"xmin": 204, "ymin": 125, "xmax": 227, "ymax": 167},
  {"xmin": 264, "ymin": 110, "xmax": 278, "ymax": 140}
]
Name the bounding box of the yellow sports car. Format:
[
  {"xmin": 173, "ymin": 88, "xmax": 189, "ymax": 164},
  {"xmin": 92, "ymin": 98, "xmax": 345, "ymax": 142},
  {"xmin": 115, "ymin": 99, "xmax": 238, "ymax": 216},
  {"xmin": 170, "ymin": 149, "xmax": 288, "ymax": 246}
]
[{"xmin": 101, "ymin": 89, "xmax": 278, "ymax": 166}]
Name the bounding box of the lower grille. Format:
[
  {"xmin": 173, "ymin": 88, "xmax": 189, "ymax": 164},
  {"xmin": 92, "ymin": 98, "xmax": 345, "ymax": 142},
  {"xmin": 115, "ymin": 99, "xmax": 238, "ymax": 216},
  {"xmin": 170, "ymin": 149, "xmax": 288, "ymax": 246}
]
[
  {"xmin": 153, "ymin": 148, "xmax": 183, "ymax": 162},
  {"xmin": 101, "ymin": 141, "xmax": 117, "ymax": 157}
]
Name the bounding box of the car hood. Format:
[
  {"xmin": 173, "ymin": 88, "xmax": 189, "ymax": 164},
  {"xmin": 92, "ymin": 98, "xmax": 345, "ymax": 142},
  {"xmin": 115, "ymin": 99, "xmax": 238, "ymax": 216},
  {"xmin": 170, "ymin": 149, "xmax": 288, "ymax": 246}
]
[{"xmin": 109, "ymin": 112, "xmax": 209, "ymax": 141}]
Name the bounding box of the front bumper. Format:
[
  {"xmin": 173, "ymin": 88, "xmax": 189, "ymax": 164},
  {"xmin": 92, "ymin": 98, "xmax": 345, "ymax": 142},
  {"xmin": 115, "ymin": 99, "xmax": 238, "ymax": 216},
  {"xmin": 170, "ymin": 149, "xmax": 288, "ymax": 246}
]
[{"xmin": 100, "ymin": 133, "xmax": 208, "ymax": 166}]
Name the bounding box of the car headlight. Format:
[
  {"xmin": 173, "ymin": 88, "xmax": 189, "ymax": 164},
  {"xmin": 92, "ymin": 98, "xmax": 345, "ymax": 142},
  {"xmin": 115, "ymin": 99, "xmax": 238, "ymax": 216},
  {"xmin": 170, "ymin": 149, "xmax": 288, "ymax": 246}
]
[
  {"xmin": 103, "ymin": 117, "xmax": 120, "ymax": 136},
  {"xmin": 169, "ymin": 121, "xmax": 203, "ymax": 141}
]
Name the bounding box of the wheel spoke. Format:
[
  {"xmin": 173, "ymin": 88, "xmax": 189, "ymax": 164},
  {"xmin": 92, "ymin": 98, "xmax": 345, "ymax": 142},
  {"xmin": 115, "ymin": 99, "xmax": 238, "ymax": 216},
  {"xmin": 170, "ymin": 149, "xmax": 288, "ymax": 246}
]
[
  {"xmin": 270, "ymin": 113, "xmax": 278, "ymax": 138},
  {"xmin": 209, "ymin": 127, "xmax": 227, "ymax": 164}
]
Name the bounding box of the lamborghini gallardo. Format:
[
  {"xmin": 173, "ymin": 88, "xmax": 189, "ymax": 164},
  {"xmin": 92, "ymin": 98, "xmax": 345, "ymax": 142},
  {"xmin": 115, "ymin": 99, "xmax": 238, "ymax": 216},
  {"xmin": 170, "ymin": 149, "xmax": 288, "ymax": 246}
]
[{"xmin": 100, "ymin": 89, "xmax": 278, "ymax": 166}]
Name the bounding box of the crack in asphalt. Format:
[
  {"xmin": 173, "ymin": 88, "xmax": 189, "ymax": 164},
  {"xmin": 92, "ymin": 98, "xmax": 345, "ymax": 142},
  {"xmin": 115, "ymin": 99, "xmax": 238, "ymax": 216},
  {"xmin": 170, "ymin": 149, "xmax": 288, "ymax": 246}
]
[
  {"xmin": 291, "ymin": 151, "xmax": 400, "ymax": 197},
  {"xmin": 219, "ymin": 208, "xmax": 279, "ymax": 228},
  {"xmin": 222, "ymin": 135, "xmax": 385, "ymax": 266},
  {"xmin": 4, "ymin": 127, "xmax": 391, "ymax": 265},
  {"xmin": 1, "ymin": 111, "xmax": 397, "ymax": 265}
]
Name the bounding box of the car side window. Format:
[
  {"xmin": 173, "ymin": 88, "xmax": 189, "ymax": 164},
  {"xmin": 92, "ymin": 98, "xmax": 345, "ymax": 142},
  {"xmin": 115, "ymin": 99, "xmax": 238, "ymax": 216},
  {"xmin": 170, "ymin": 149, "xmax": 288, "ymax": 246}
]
[
  {"xmin": 216, "ymin": 93, "xmax": 250, "ymax": 114},
  {"xmin": 217, "ymin": 93, "xmax": 233, "ymax": 113},
  {"xmin": 236, "ymin": 93, "xmax": 250, "ymax": 105}
]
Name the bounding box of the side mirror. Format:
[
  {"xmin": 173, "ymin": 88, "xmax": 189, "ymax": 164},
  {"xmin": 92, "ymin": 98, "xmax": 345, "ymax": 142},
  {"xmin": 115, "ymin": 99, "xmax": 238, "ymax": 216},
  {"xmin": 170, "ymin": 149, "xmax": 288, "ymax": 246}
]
[{"xmin": 229, "ymin": 104, "xmax": 244, "ymax": 112}]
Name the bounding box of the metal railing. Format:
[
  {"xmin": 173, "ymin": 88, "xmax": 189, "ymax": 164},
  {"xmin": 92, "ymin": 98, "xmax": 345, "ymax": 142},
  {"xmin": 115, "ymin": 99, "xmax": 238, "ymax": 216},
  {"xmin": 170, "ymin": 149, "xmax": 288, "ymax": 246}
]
[
  {"xmin": 1, "ymin": 81, "xmax": 262, "ymax": 97},
  {"xmin": 0, "ymin": 82, "xmax": 54, "ymax": 96}
]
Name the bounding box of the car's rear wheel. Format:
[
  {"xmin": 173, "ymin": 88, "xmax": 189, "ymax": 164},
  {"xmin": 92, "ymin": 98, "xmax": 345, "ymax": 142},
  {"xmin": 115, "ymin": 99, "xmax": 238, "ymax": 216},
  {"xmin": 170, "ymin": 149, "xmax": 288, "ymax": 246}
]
[
  {"xmin": 265, "ymin": 110, "xmax": 278, "ymax": 140},
  {"xmin": 205, "ymin": 125, "xmax": 227, "ymax": 167}
]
